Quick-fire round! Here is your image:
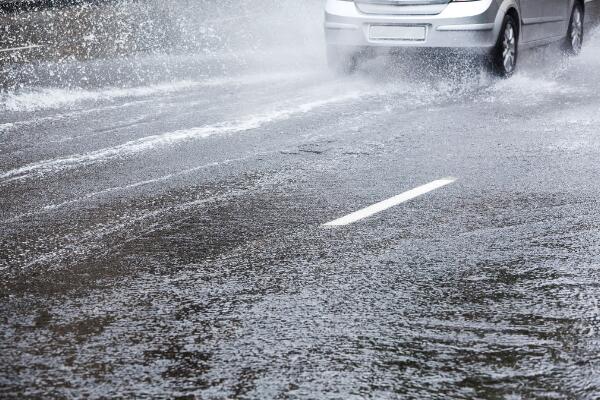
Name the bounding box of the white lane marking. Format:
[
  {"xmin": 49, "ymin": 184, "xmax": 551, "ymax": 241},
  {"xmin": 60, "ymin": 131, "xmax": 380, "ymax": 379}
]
[{"xmin": 323, "ymin": 178, "xmax": 456, "ymax": 227}]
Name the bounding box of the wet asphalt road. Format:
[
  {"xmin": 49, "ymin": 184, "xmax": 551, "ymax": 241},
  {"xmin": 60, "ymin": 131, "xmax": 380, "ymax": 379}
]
[{"xmin": 2, "ymin": 21, "xmax": 600, "ymax": 400}]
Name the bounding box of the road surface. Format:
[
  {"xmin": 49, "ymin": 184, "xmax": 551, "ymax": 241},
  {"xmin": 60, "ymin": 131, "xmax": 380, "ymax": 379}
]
[{"xmin": 1, "ymin": 10, "xmax": 600, "ymax": 399}]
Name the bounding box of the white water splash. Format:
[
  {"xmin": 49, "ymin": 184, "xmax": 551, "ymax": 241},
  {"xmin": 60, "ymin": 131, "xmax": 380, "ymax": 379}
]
[
  {"xmin": 482, "ymin": 74, "xmax": 576, "ymax": 105},
  {"xmin": 0, "ymin": 92, "xmax": 363, "ymax": 182},
  {"xmin": 0, "ymin": 71, "xmax": 314, "ymax": 113}
]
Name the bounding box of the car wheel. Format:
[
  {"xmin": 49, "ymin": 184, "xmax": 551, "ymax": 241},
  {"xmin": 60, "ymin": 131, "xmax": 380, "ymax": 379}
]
[
  {"xmin": 564, "ymin": 2, "xmax": 584, "ymax": 55},
  {"xmin": 489, "ymin": 14, "xmax": 519, "ymax": 78},
  {"xmin": 326, "ymin": 45, "xmax": 358, "ymax": 75}
]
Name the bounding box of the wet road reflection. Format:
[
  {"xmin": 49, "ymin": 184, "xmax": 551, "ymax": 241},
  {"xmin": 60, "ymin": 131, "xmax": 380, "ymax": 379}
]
[{"xmin": 2, "ymin": 2, "xmax": 600, "ymax": 398}]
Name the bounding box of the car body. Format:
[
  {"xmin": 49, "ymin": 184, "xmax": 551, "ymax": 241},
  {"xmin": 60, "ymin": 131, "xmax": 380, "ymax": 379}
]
[{"xmin": 325, "ymin": 0, "xmax": 593, "ymax": 75}]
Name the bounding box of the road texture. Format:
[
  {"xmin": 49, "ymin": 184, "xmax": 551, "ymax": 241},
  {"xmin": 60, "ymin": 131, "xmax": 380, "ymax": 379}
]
[{"xmin": 1, "ymin": 5, "xmax": 600, "ymax": 399}]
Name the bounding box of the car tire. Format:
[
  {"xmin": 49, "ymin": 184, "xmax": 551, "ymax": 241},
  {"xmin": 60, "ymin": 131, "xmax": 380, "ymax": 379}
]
[
  {"xmin": 326, "ymin": 45, "xmax": 358, "ymax": 75},
  {"xmin": 564, "ymin": 2, "xmax": 584, "ymax": 56},
  {"xmin": 489, "ymin": 14, "xmax": 519, "ymax": 78}
]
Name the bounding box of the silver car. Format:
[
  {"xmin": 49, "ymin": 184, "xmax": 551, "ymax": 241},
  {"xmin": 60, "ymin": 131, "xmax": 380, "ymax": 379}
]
[{"xmin": 325, "ymin": 0, "xmax": 588, "ymax": 76}]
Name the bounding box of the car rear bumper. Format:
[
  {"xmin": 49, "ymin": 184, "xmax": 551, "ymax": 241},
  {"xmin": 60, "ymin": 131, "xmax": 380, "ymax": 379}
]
[{"xmin": 325, "ymin": 0, "xmax": 502, "ymax": 50}]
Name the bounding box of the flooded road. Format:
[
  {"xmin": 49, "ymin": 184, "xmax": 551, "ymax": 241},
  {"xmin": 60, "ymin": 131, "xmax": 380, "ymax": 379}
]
[{"xmin": 2, "ymin": 2, "xmax": 600, "ymax": 398}]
